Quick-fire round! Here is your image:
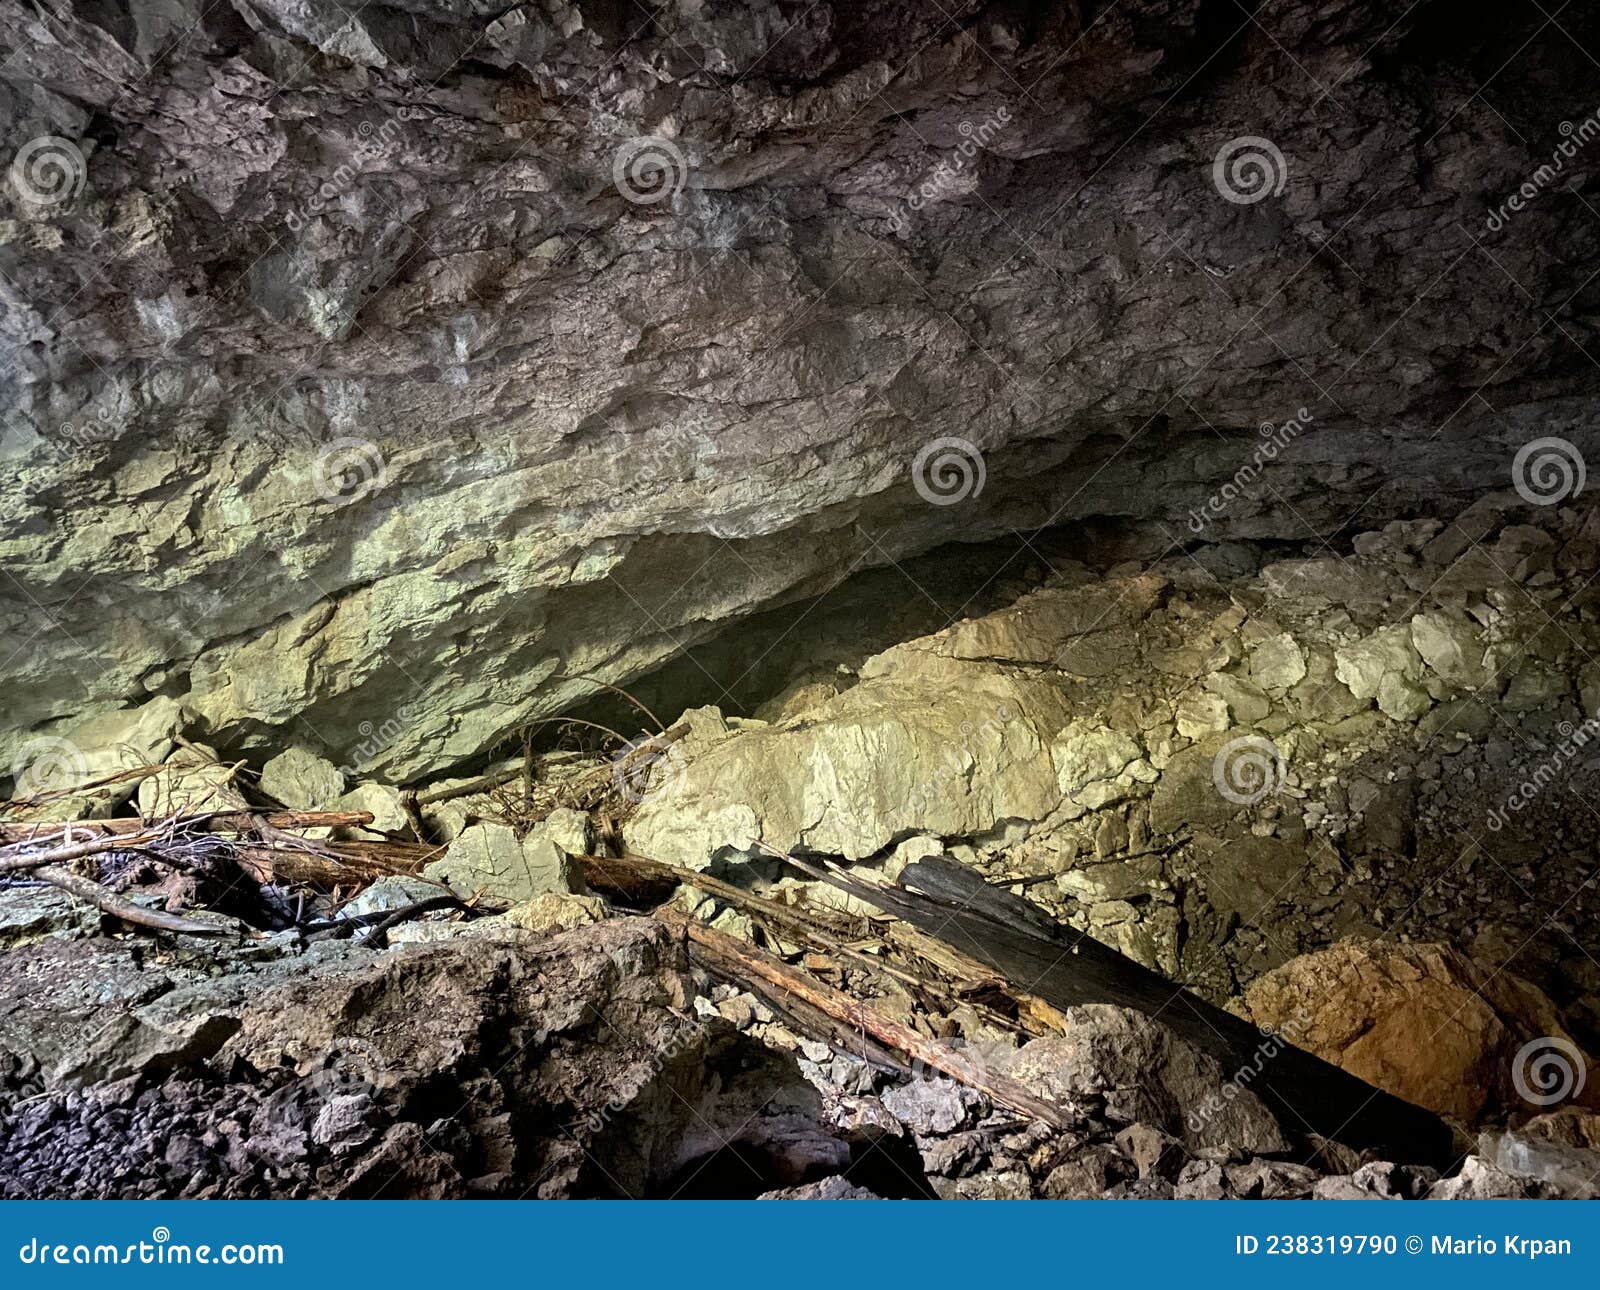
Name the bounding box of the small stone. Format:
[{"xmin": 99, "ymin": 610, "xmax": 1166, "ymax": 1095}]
[
  {"xmin": 335, "ymin": 782, "xmax": 410, "ymax": 836},
  {"xmin": 260, "ymin": 746, "xmax": 345, "ymax": 810},
  {"xmin": 423, "ymin": 821, "xmax": 584, "ymax": 904},
  {"xmin": 1175, "ymin": 691, "xmax": 1230, "ymax": 739},
  {"xmin": 1248, "ymin": 633, "xmax": 1307, "ymax": 692}
]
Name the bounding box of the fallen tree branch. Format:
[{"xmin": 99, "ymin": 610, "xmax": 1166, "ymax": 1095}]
[
  {"xmin": 34, "ymin": 865, "xmax": 233, "ymax": 937},
  {"xmin": 361, "ymin": 894, "xmax": 466, "ymax": 948},
  {"xmin": 655, "ymin": 905, "xmax": 1073, "ymax": 1130}
]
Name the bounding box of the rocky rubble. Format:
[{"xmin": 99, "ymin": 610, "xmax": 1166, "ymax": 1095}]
[{"xmin": 623, "ymin": 498, "xmax": 1600, "ymax": 1032}]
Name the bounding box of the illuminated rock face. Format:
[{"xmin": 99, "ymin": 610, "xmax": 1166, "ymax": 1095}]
[{"xmin": 3, "ymin": 0, "xmax": 1599, "ymax": 781}]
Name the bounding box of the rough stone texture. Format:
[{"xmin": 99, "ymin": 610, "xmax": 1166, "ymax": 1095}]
[
  {"xmin": 0, "ymin": 917, "xmax": 828, "ymax": 1198},
  {"xmin": 259, "ymin": 746, "xmax": 346, "ymax": 810},
  {"xmin": 1244, "ymin": 940, "xmax": 1599, "ymax": 1123},
  {"xmin": 424, "ymin": 821, "xmax": 584, "ymax": 904},
  {"xmin": 996, "ymin": 1005, "xmax": 1290, "ymax": 1157},
  {"xmin": 5, "ymin": 1, "xmax": 1600, "ymax": 783}
]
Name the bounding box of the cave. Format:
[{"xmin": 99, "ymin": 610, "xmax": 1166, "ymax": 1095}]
[{"xmin": 2, "ymin": 0, "xmax": 1600, "ymax": 1206}]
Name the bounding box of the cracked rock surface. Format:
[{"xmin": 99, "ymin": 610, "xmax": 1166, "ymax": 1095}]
[{"xmin": 5, "ymin": 0, "xmax": 1600, "ymax": 782}]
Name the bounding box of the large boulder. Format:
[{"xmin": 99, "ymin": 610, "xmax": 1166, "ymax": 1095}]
[{"xmin": 1244, "ymin": 940, "xmax": 1597, "ymax": 1123}]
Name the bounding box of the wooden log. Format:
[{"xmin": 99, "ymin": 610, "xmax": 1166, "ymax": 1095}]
[
  {"xmin": 816, "ymin": 852, "xmax": 1456, "ymax": 1166},
  {"xmin": 0, "ymin": 809, "xmax": 375, "ymax": 849},
  {"xmin": 34, "ymin": 865, "xmax": 232, "ymax": 937},
  {"xmin": 654, "ymin": 905, "xmax": 1073, "ymax": 1130}
]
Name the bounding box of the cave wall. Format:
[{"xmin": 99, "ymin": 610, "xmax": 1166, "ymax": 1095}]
[{"xmin": 3, "ymin": 0, "xmax": 1599, "ymax": 781}]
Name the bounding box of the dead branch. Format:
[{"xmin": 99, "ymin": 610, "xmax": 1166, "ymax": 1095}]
[
  {"xmin": 655, "ymin": 906, "xmax": 1072, "ymax": 1130},
  {"xmin": 34, "ymin": 865, "xmax": 233, "ymax": 937}
]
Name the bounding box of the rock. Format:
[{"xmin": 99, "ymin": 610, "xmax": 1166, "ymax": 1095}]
[
  {"xmin": 1427, "ymin": 1155, "xmax": 1560, "ymax": 1200},
  {"xmin": 1243, "ymin": 940, "xmax": 1597, "ymax": 1122},
  {"xmin": 1057, "ymin": 856, "xmax": 1162, "ymax": 903},
  {"xmin": 260, "ymin": 747, "xmax": 346, "ymax": 811},
  {"xmin": 1480, "ymin": 1128, "xmax": 1600, "ymax": 1199},
  {"xmin": 626, "ymin": 628, "xmax": 1073, "ymax": 864},
  {"xmin": 540, "ymin": 807, "xmax": 593, "ymax": 857},
  {"xmin": 424, "ymin": 822, "xmax": 584, "ymax": 905},
  {"xmin": 1204, "ymin": 673, "xmax": 1272, "ymax": 724},
  {"xmin": 335, "ymin": 782, "xmax": 410, "ymax": 836},
  {"xmin": 880, "ymin": 1077, "xmax": 981, "ymax": 1137},
  {"xmin": 505, "ymin": 892, "xmax": 609, "ymax": 935},
  {"xmin": 137, "ymin": 744, "xmax": 242, "ymax": 816},
  {"xmin": 1248, "ymin": 634, "xmax": 1308, "ymax": 693},
  {"xmin": 1053, "ymin": 722, "xmax": 1142, "ymax": 808},
  {"xmin": 1042, "ymin": 1144, "xmax": 1132, "ymax": 1198},
  {"xmin": 4, "ymin": 0, "xmax": 1600, "ymax": 786},
  {"xmin": 1175, "ymin": 691, "xmax": 1231, "ymax": 739},
  {"xmin": 1115, "ymin": 1122, "xmax": 1179, "ymax": 1179},
  {"xmin": 338, "ymin": 876, "xmax": 441, "ymax": 920},
  {"xmin": 1225, "ymin": 1160, "xmax": 1320, "ymax": 1199},
  {"xmin": 1410, "ymin": 612, "xmax": 1489, "ymax": 690},
  {"xmin": 4, "ymin": 698, "xmax": 183, "ymax": 816},
  {"xmin": 758, "ymin": 1177, "xmax": 880, "ymax": 1200},
  {"xmin": 995, "ymin": 1006, "xmax": 1290, "ymax": 1156},
  {"xmin": 1334, "ymin": 626, "xmax": 1430, "ymax": 720},
  {"xmin": 0, "ymin": 886, "xmax": 99, "ymax": 947}
]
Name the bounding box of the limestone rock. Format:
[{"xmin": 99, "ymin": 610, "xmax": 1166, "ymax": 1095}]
[
  {"xmin": 5, "ymin": 697, "xmax": 183, "ymax": 818},
  {"xmin": 995, "ymin": 1005, "xmax": 1290, "ymax": 1156},
  {"xmin": 1334, "ymin": 626, "xmax": 1430, "ymax": 721},
  {"xmin": 137, "ymin": 744, "xmax": 242, "ymax": 816},
  {"xmin": 260, "ymin": 747, "xmax": 346, "ymax": 811},
  {"xmin": 335, "ymin": 782, "xmax": 409, "ymax": 836},
  {"xmin": 626, "ymin": 645, "xmax": 1071, "ymax": 865},
  {"xmin": 424, "ymin": 822, "xmax": 584, "ymax": 905},
  {"xmin": 505, "ymin": 893, "xmax": 610, "ymax": 936},
  {"xmin": 338, "ymin": 876, "xmax": 440, "ymax": 920},
  {"xmin": 1410, "ymin": 612, "xmax": 1489, "ymax": 690},
  {"xmin": 1248, "ymin": 634, "xmax": 1308, "ymax": 693},
  {"xmin": 3, "ymin": 0, "xmax": 1600, "ymax": 782},
  {"xmin": 1244, "ymin": 940, "xmax": 1597, "ymax": 1123}
]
